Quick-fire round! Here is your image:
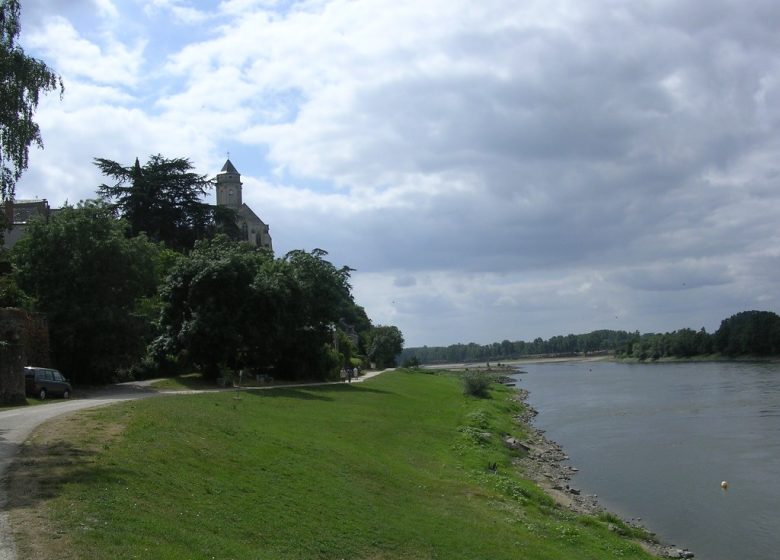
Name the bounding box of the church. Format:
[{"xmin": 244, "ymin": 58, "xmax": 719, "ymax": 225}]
[
  {"xmin": 215, "ymin": 159, "xmax": 273, "ymax": 251},
  {"xmin": 2, "ymin": 159, "xmax": 272, "ymax": 251}
]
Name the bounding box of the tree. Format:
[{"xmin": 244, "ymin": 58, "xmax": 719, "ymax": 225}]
[
  {"xmin": 12, "ymin": 201, "xmax": 161, "ymax": 384},
  {"xmin": 0, "ymin": 0, "xmax": 63, "ymax": 200},
  {"xmin": 367, "ymin": 325, "xmax": 404, "ymax": 368},
  {"xmin": 714, "ymin": 310, "xmax": 780, "ymax": 356},
  {"xmin": 95, "ymin": 154, "xmax": 217, "ymax": 251},
  {"xmin": 153, "ymin": 242, "xmax": 360, "ymax": 381},
  {"xmin": 151, "ymin": 236, "xmax": 272, "ymax": 379},
  {"xmin": 0, "ymin": 247, "xmax": 28, "ymax": 306}
]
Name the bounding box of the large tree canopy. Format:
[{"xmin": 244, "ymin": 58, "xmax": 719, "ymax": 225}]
[
  {"xmin": 12, "ymin": 201, "xmax": 161, "ymax": 384},
  {"xmin": 95, "ymin": 154, "xmax": 227, "ymax": 251},
  {"xmin": 0, "ymin": 0, "xmax": 62, "ymax": 201},
  {"xmin": 367, "ymin": 325, "xmax": 404, "ymax": 368},
  {"xmin": 152, "ymin": 236, "xmax": 272, "ymax": 379},
  {"xmin": 152, "ymin": 240, "xmax": 360, "ymax": 381},
  {"xmin": 714, "ymin": 310, "xmax": 780, "ymax": 357}
]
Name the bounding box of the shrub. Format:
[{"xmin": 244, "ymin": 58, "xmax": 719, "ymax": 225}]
[
  {"xmin": 402, "ymin": 356, "xmax": 421, "ymax": 368},
  {"xmin": 462, "ymin": 372, "xmax": 492, "ymax": 398}
]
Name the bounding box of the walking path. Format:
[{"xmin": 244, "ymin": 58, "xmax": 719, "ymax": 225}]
[{"xmin": 0, "ymin": 368, "xmax": 392, "ymax": 560}]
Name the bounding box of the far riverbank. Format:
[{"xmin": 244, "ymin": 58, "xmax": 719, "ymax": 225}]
[
  {"xmin": 421, "ymin": 354, "xmax": 612, "ymax": 371},
  {"xmin": 421, "ymin": 353, "xmax": 780, "ymax": 372}
]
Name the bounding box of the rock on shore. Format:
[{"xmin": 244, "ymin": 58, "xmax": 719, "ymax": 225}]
[{"xmin": 511, "ymin": 388, "xmax": 695, "ymax": 559}]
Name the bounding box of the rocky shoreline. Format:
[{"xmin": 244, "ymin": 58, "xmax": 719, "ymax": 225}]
[{"xmin": 510, "ymin": 387, "xmax": 696, "ymax": 560}]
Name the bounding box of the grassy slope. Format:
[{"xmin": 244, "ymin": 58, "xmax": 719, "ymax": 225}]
[{"xmin": 22, "ymin": 371, "xmax": 656, "ymax": 559}]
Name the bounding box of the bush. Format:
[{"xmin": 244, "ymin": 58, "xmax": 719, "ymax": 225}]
[
  {"xmin": 462, "ymin": 372, "xmax": 492, "ymax": 398},
  {"xmin": 402, "ymin": 356, "xmax": 421, "ymax": 368},
  {"xmin": 124, "ymin": 355, "xmax": 160, "ymax": 381}
]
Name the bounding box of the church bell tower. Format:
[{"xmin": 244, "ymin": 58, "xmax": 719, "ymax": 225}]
[{"xmin": 216, "ymin": 159, "xmax": 242, "ymax": 209}]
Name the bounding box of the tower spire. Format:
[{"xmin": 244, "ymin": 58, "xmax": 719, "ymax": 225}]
[{"xmin": 216, "ymin": 158, "xmax": 241, "ymax": 208}]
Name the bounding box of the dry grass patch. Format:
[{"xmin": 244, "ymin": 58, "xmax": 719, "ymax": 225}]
[{"xmin": 7, "ymin": 409, "xmax": 128, "ymax": 560}]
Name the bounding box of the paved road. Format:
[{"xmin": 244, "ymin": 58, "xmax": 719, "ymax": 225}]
[{"xmin": 0, "ymin": 369, "xmax": 391, "ymax": 559}]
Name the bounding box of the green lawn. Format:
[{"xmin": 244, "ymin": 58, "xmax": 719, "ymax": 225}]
[
  {"xmin": 149, "ymin": 372, "xmax": 215, "ymax": 390},
  {"xmin": 21, "ymin": 370, "xmax": 657, "ymax": 559},
  {"xmin": 0, "ymin": 396, "xmax": 45, "ymax": 410}
]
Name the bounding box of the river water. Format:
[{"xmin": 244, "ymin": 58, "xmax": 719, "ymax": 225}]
[{"xmin": 513, "ymin": 361, "xmax": 780, "ymax": 560}]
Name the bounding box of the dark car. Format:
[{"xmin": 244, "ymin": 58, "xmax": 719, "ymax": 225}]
[{"xmin": 24, "ymin": 367, "xmax": 72, "ymax": 400}]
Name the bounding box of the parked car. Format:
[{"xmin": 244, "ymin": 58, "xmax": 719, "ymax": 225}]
[{"xmin": 24, "ymin": 367, "xmax": 72, "ymax": 400}]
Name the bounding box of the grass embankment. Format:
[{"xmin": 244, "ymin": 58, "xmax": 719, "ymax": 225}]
[
  {"xmin": 150, "ymin": 372, "xmax": 216, "ymax": 391},
  {"xmin": 0, "ymin": 397, "xmax": 44, "ymax": 411},
  {"xmin": 9, "ymin": 370, "xmax": 657, "ymax": 559},
  {"xmin": 150, "ymin": 372, "xmax": 334, "ymax": 391}
]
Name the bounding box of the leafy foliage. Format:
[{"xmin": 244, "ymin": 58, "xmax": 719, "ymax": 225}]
[
  {"xmin": 152, "ymin": 240, "xmax": 361, "ymax": 381},
  {"xmin": 461, "ymin": 371, "xmax": 492, "ymax": 397},
  {"xmin": 0, "ymin": 272, "xmax": 28, "ymax": 307},
  {"xmin": 625, "ymin": 328, "xmax": 712, "ymax": 361},
  {"xmin": 151, "ymin": 236, "xmax": 272, "ymax": 378},
  {"xmin": 0, "ymin": 248, "xmax": 28, "ymax": 307},
  {"xmin": 714, "ymin": 310, "xmax": 780, "ymax": 356},
  {"xmin": 11, "ymin": 201, "xmax": 161, "ymax": 383},
  {"xmin": 0, "ymin": 0, "xmax": 63, "ymax": 200},
  {"xmin": 367, "ymin": 324, "xmax": 404, "ymax": 368},
  {"xmin": 95, "ymin": 155, "xmax": 224, "ymax": 251}
]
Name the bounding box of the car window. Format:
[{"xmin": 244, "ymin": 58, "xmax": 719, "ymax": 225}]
[
  {"xmin": 44, "ymin": 370, "xmax": 54, "ymax": 381},
  {"xmin": 53, "ymin": 371, "xmax": 64, "ymax": 382}
]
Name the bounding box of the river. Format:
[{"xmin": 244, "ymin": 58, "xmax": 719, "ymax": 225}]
[{"xmin": 513, "ymin": 361, "xmax": 780, "ymax": 560}]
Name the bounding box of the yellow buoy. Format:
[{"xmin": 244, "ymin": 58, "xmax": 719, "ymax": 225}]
[{"xmin": 721, "ymin": 481, "xmax": 729, "ymax": 489}]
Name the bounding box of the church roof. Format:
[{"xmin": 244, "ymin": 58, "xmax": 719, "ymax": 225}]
[
  {"xmin": 238, "ymin": 203, "xmax": 267, "ymax": 226},
  {"xmin": 220, "ymin": 159, "xmax": 239, "ymax": 174}
]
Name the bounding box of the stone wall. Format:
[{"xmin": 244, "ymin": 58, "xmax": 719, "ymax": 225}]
[
  {"xmin": 0, "ymin": 308, "xmax": 51, "ymax": 403},
  {"xmin": 0, "ymin": 342, "xmax": 24, "ymax": 404}
]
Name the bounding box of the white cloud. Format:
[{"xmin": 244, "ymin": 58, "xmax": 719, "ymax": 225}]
[
  {"xmin": 93, "ymin": 0, "xmax": 119, "ymax": 19},
  {"xmin": 144, "ymin": 0, "xmax": 211, "ymax": 25},
  {"xmin": 26, "ymin": 17, "xmax": 146, "ymax": 87}
]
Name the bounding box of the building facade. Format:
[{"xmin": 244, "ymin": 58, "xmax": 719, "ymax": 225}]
[
  {"xmin": 216, "ymin": 159, "xmax": 273, "ymax": 251},
  {"xmin": 1, "ymin": 199, "xmax": 52, "ymax": 249}
]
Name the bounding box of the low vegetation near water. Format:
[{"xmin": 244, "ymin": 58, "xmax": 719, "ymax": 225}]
[{"xmin": 10, "ymin": 371, "xmax": 657, "ymax": 559}]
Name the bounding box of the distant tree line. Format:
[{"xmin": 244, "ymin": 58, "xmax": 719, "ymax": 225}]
[
  {"xmin": 401, "ymin": 310, "xmax": 780, "ymax": 365},
  {"xmin": 617, "ymin": 311, "xmax": 780, "ymax": 360},
  {"xmin": 401, "ymin": 330, "xmax": 636, "ymax": 365},
  {"xmin": 1, "ymin": 155, "xmax": 403, "ymax": 385}
]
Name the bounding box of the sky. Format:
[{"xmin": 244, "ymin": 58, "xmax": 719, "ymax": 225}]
[{"xmin": 12, "ymin": 0, "xmax": 780, "ymax": 347}]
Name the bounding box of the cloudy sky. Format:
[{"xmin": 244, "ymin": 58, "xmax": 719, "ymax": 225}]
[{"xmin": 14, "ymin": 0, "xmax": 780, "ymax": 347}]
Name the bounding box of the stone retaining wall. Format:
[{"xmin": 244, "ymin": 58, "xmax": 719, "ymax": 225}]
[{"xmin": 0, "ymin": 308, "xmax": 50, "ymax": 403}]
